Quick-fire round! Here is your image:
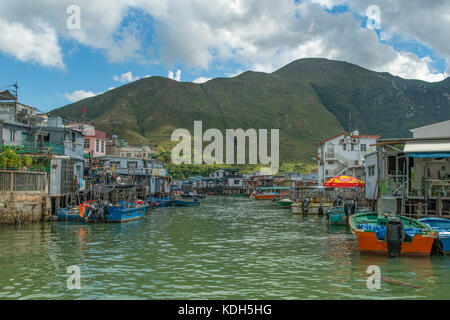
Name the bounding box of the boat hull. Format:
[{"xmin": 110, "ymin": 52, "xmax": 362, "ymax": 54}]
[
  {"xmin": 419, "ymin": 218, "xmax": 450, "ymax": 254},
  {"xmin": 292, "ymin": 204, "xmax": 331, "ymax": 215},
  {"xmin": 254, "ymin": 193, "xmax": 278, "ymax": 200},
  {"xmin": 57, "ymin": 205, "xmax": 148, "ymax": 223},
  {"xmin": 354, "ymin": 230, "xmax": 435, "ymax": 256},
  {"xmin": 174, "ymin": 199, "xmax": 200, "ymax": 206},
  {"xmin": 350, "ymin": 212, "xmax": 437, "ymax": 256}
]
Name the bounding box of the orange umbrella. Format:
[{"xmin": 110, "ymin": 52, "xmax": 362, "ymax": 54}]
[{"xmin": 323, "ymin": 175, "xmax": 365, "ymax": 188}]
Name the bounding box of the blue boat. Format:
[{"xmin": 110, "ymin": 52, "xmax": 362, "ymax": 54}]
[
  {"xmin": 418, "ymin": 218, "xmax": 450, "ymax": 254},
  {"xmin": 147, "ymin": 196, "xmax": 172, "ymax": 207},
  {"xmin": 57, "ymin": 202, "xmax": 148, "ymax": 223},
  {"xmin": 174, "ymin": 199, "xmax": 200, "ymax": 206}
]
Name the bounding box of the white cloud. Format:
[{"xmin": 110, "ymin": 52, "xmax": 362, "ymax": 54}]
[
  {"xmin": 0, "ymin": 0, "xmax": 448, "ymax": 81},
  {"xmin": 192, "ymin": 76, "xmax": 211, "ymax": 84},
  {"xmin": 113, "ymin": 71, "xmax": 140, "ymax": 82},
  {"xmin": 0, "ymin": 18, "xmax": 63, "ymax": 68},
  {"xmin": 64, "ymin": 90, "xmax": 98, "ymax": 102},
  {"xmin": 168, "ymin": 69, "xmax": 181, "ymax": 81}
]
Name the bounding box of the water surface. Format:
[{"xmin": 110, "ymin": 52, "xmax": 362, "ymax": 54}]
[{"xmin": 0, "ymin": 197, "xmax": 449, "ymax": 299}]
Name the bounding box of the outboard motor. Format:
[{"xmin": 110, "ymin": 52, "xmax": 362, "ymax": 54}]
[
  {"xmin": 97, "ymin": 201, "xmax": 109, "ymax": 221},
  {"xmin": 344, "ymin": 199, "xmax": 356, "ymax": 223},
  {"xmin": 333, "ymin": 196, "xmax": 343, "ymax": 207},
  {"xmin": 318, "ymin": 206, "xmax": 324, "ymax": 216},
  {"xmin": 302, "ymin": 197, "xmax": 311, "ymax": 214},
  {"xmin": 386, "ymin": 217, "xmax": 405, "ymax": 257}
]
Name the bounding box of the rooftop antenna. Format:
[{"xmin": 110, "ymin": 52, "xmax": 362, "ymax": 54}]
[{"xmin": 349, "ymin": 109, "xmax": 352, "ymax": 134}]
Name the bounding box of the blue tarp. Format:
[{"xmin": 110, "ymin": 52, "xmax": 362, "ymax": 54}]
[
  {"xmin": 357, "ymin": 224, "xmax": 421, "ymax": 241},
  {"xmin": 407, "ymin": 153, "xmax": 450, "ymax": 158}
]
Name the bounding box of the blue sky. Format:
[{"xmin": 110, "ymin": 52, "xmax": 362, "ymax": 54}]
[{"xmin": 0, "ymin": 0, "xmax": 448, "ymax": 112}]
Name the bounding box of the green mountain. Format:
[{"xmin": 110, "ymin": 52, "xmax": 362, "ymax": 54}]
[{"xmin": 51, "ymin": 58, "xmax": 450, "ymax": 162}]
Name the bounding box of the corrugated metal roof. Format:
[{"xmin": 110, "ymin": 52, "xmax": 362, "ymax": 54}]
[
  {"xmin": 0, "ymin": 90, "xmax": 17, "ymax": 100},
  {"xmin": 404, "ymin": 140, "xmax": 450, "ymax": 153}
]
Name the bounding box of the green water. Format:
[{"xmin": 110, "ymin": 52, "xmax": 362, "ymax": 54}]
[{"xmin": 0, "ymin": 197, "xmax": 449, "ymax": 300}]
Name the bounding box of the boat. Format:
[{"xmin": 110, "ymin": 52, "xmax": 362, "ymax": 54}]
[
  {"xmin": 349, "ymin": 212, "xmax": 438, "ymax": 257},
  {"xmin": 147, "ymin": 196, "xmax": 172, "ymax": 207},
  {"xmin": 174, "ymin": 199, "xmax": 200, "ymax": 206},
  {"xmin": 253, "ymin": 192, "xmax": 278, "ymax": 200},
  {"xmin": 251, "ymin": 187, "xmax": 291, "ymax": 200},
  {"xmin": 57, "ymin": 201, "xmax": 148, "ymax": 223},
  {"xmin": 291, "ymin": 197, "xmax": 333, "ymax": 215},
  {"xmin": 181, "ymin": 192, "xmax": 205, "ymax": 200},
  {"xmin": 326, "ymin": 199, "xmax": 372, "ymax": 226},
  {"xmin": 418, "ymin": 218, "xmax": 450, "ymax": 254},
  {"xmin": 273, "ymin": 198, "xmax": 294, "ymax": 208}
]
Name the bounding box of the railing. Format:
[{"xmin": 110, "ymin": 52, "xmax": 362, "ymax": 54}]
[
  {"xmin": 0, "ymin": 170, "xmax": 47, "ymax": 192},
  {"xmin": 19, "ymin": 142, "xmax": 64, "ymax": 155}
]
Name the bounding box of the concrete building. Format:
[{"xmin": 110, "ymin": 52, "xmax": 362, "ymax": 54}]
[
  {"xmin": 0, "ymin": 90, "xmax": 38, "ymax": 147},
  {"xmin": 120, "ymin": 145, "xmax": 154, "ymax": 159},
  {"xmin": 67, "ymin": 123, "xmax": 106, "ymax": 158},
  {"xmin": 316, "ymin": 131, "xmax": 379, "ymax": 185},
  {"xmin": 364, "ymin": 119, "xmax": 450, "ymax": 217}
]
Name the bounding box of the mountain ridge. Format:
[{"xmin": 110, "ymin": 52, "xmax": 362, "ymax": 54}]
[{"xmin": 51, "ymin": 58, "xmax": 450, "ymax": 162}]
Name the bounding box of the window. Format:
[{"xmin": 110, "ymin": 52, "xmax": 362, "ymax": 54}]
[
  {"xmin": 343, "ymin": 144, "xmax": 346, "ymax": 151},
  {"xmin": 368, "ymin": 166, "xmax": 375, "ymax": 176},
  {"xmin": 351, "ymin": 144, "xmax": 354, "ymax": 151},
  {"xmin": 361, "ymin": 144, "xmax": 367, "ymax": 151},
  {"xmin": 101, "ymin": 140, "xmax": 104, "ymax": 153},
  {"xmin": 84, "ymin": 139, "xmax": 90, "ymax": 149},
  {"xmin": 234, "ymin": 180, "xmax": 240, "ymax": 185},
  {"xmin": 111, "ymin": 161, "xmax": 121, "ymax": 168},
  {"xmin": 10, "ymin": 130, "xmax": 16, "ymax": 142},
  {"xmin": 127, "ymin": 161, "xmax": 138, "ymax": 169},
  {"xmin": 96, "ymin": 139, "xmax": 99, "ymax": 152},
  {"xmin": 126, "ymin": 153, "xmax": 132, "ymax": 158}
]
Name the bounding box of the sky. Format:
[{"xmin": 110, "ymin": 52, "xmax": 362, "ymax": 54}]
[{"xmin": 0, "ymin": 0, "xmax": 449, "ymax": 113}]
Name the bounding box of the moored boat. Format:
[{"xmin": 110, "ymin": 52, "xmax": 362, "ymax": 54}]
[
  {"xmin": 147, "ymin": 196, "xmax": 172, "ymax": 207},
  {"xmin": 418, "ymin": 218, "xmax": 450, "ymax": 254},
  {"xmin": 349, "ymin": 212, "xmax": 437, "ymax": 257},
  {"xmin": 291, "ymin": 197, "xmax": 333, "ymax": 215},
  {"xmin": 326, "ymin": 199, "xmax": 371, "ymax": 226},
  {"xmin": 174, "ymin": 199, "xmax": 200, "ymax": 206},
  {"xmin": 273, "ymin": 198, "xmax": 294, "ymax": 208},
  {"xmin": 57, "ymin": 201, "xmax": 148, "ymax": 223},
  {"xmin": 254, "ymin": 192, "xmax": 278, "ymax": 200}
]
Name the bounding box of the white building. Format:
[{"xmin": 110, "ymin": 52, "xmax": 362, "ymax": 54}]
[
  {"xmin": 317, "ymin": 130, "xmax": 379, "ymax": 185},
  {"xmin": 120, "ymin": 145, "xmax": 154, "ymax": 159}
]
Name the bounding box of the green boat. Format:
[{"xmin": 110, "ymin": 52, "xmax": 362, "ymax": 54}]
[
  {"xmin": 272, "ymin": 198, "xmax": 294, "ymax": 208},
  {"xmin": 349, "ymin": 212, "xmax": 437, "ymax": 257},
  {"xmin": 327, "ymin": 206, "xmax": 372, "ymax": 226}
]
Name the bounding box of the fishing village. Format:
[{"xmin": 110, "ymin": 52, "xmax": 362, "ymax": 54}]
[{"xmin": 1, "ymin": 86, "xmax": 449, "ymax": 261}]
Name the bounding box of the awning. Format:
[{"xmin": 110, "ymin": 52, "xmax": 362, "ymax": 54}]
[
  {"xmin": 407, "ymin": 153, "xmax": 450, "ymax": 158},
  {"xmin": 403, "ymin": 140, "xmax": 450, "ymax": 154}
]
